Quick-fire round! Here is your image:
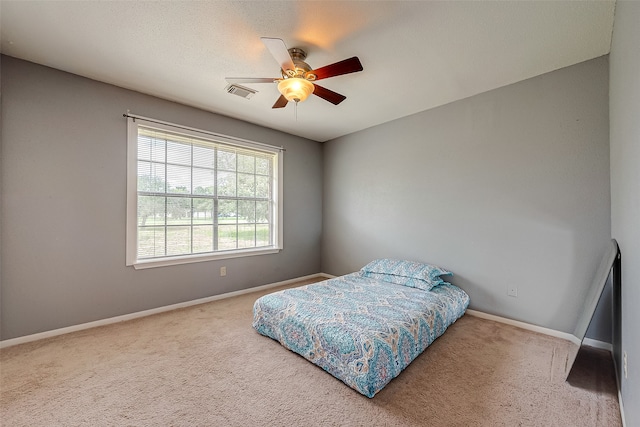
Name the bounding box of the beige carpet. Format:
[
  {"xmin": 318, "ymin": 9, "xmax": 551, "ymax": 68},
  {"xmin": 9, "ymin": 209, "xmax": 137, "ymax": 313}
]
[{"xmin": 1, "ymin": 278, "xmax": 621, "ymax": 426}]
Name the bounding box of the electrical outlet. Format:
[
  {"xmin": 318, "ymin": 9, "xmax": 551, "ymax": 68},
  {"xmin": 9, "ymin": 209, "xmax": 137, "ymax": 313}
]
[
  {"xmin": 507, "ymin": 286, "xmax": 518, "ymax": 297},
  {"xmin": 624, "ymin": 351, "xmax": 628, "ymax": 379},
  {"xmin": 220, "ymin": 266, "xmax": 227, "ymax": 277}
]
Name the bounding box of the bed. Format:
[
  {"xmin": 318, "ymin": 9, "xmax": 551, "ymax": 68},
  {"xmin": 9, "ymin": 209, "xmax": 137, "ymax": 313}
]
[{"xmin": 252, "ymin": 259, "xmax": 470, "ymax": 398}]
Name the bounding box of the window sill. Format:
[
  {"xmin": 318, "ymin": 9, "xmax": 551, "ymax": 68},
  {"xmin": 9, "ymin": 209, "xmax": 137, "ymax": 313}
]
[{"xmin": 130, "ymin": 247, "xmax": 281, "ymax": 270}]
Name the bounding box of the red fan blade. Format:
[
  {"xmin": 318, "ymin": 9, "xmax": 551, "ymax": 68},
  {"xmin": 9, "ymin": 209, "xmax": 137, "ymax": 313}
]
[
  {"xmin": 272, "ymin": 95, "xmax": 289, "ymax": 109},
  {"xmin": 226, "ymin": 77, "xmax": 278, "ymax": 84},
  {"xmin": 312, "ymin": 84, "xmax": 346, "ymax": 105},
  {"xmin": 311, "ymin": 57, "xmax": 363, "ymax": 81},
  {"xmin": 261, "ymin": 37, "xmax": 295, "ymax": 73}
]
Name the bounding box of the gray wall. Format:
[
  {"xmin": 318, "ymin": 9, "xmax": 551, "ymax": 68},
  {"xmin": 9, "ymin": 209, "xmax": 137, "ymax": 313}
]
[
  {"xmin": 322, "ymin": 56, "xmax": 611, "ymax": 336},
  {"xmin": 1, "ymin": 56, "xmax": 323, "ymax": 340},
  {"xmin": 610, "ymin": 1, "xmax": 640, "ymax": 424},
  {"xmin": 1, "ymin": 52, "xmax": 618, "ymax": 348}
]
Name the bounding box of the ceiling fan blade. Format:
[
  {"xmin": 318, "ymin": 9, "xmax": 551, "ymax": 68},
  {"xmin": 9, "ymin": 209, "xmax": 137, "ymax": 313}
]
[
  {"xmin": 226, "ymin": 77, "xmax": 278, "ymax": 84},
  {"xmin": 312, "ymin": 84, "xmax": 347, "ymax": 105},
  {"xmin": 311, "ymin": 57, "xmax": 363, "ymax": 81},
  {"xmin": 272, "ymin": 94, "xmax": 289, "ymax": 109},
  {"xmin": 261, "ymin": 37, "xmax": 295, "ymax": 73}
]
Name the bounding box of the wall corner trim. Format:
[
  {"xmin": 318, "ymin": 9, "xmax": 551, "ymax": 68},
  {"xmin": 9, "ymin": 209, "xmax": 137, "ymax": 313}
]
[{"xmin": 619, "ymin": 388, "xmax": 627, "ymax": 427}]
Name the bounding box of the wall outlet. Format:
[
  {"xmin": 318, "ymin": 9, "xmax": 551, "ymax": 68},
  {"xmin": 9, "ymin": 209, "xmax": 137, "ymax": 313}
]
[
  {"xmin": 624, "ymin": 351, "xmax": 628, "ymax": 379},
  {"xmin": 220, "ymin": 266, "xmax": 227, "ymax": 277},
  {"xmin": 507, "ymin": 286, "xmax": 518, "ymax": 297}
]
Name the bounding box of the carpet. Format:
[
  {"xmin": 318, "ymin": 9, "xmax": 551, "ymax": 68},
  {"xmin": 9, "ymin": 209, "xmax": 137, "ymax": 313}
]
[{"xmin": 0, "ymin": 278, "xmax": 621, "ymax": 426}]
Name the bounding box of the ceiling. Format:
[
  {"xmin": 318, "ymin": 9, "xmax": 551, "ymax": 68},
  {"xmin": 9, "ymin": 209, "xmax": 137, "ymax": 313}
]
[{"xmin": 0, "ymin": 1, "xmax": 615, "ymax": 142}]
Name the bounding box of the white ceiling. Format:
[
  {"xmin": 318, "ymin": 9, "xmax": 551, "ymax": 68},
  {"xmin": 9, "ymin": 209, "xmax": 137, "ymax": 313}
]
[{"xmin": 0, "ymin": 1, "xmax": 615, "ymax": 142}]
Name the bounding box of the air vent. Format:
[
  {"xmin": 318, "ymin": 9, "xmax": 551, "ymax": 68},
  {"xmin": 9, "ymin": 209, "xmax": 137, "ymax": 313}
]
[{"xmin": 225, "ymin": 84, "xmax": 257, "ymax": 99}]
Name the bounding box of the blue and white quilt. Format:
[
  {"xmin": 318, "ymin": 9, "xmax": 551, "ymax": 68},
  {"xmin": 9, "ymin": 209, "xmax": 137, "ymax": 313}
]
[{"xmin": 252, "ymin": 273, "xmax": 469, "ymax": 398}]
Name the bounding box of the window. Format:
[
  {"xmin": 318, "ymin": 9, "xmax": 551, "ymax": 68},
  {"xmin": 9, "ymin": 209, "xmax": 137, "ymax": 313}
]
[{"xmin": 126, "ymin": 116, "xmax": 283, "ymax": 269}]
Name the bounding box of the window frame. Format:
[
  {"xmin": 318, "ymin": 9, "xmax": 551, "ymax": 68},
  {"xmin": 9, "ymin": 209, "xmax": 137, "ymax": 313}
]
[{"xmin": 126, "ymin": 116, "xmax": 283, "ymax": 269}]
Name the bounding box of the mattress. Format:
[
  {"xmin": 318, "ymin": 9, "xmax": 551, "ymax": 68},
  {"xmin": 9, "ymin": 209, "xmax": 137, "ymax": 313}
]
[{"xmin": 252, "ymin": 273, "xmax": 470, "ymax": 397}]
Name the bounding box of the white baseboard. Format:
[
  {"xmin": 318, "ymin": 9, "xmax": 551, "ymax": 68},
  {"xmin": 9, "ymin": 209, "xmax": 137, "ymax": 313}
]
[
  {"xmin": 0, "ymin": 273, "xmax": 332, "ymax": 349},
  {"xmin": 583, "ymin": 337, "xmax": 614, "ymax": 352},
  {"xmin": 465, "ymin": 309, "xmax": 613, "ymax": 352},
  {"xmin": 0, "ymin": 275, "xmax": 614, "ymax": 354},
  {"xmin": 465, "ymin": 309, "xmax": 579, "ymax": 344}
]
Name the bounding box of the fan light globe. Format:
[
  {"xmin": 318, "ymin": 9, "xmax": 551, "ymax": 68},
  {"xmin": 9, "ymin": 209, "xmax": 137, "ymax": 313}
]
[{"xmin": 278, "ymin": 78, "xmax": 314, "ymax": 103}]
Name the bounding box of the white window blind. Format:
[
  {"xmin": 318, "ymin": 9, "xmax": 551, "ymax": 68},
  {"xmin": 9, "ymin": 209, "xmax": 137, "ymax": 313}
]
[{"xmin": 126, "ymin": 117, "xmax": 282, "ymax": 269}]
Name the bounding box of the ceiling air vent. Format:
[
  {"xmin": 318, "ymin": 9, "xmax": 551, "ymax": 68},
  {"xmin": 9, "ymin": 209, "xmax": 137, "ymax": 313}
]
[{"xmin": 225, "ymin": 84, "xmax": 257, "ymax": 99}]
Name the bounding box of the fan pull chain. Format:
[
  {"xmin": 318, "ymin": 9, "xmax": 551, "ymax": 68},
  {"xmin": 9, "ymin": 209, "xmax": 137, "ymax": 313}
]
[{"xmin": 295, "ymin": 100, "xmax": 298, "ymax": 121}]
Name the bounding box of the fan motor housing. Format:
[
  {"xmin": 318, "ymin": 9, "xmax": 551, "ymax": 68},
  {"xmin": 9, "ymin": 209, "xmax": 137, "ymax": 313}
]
[{"xmin": 285, "ymin": 48, "xmax": 316, "ymax": 80}]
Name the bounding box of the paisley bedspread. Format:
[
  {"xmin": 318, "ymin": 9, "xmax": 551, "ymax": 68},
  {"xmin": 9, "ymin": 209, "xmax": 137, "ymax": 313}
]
[{"xmin": 252, "ymin": 273, "xmax": 470, "ymax": 398}]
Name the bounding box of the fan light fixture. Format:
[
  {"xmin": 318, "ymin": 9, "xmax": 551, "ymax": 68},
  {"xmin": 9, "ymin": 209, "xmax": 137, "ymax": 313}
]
[
  {"xmin": 277, "ymin": 77, "xmax": 314, "ymax": 103},
  {"xmin": 225, "ymin": 38, "xmax": 363, "ymax": 109}
]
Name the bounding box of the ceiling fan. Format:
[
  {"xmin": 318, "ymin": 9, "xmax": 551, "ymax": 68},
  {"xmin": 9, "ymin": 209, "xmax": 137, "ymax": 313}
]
[{"xmin": 226, "ymin": 37, "xmax": 363, "ymax": 109}]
